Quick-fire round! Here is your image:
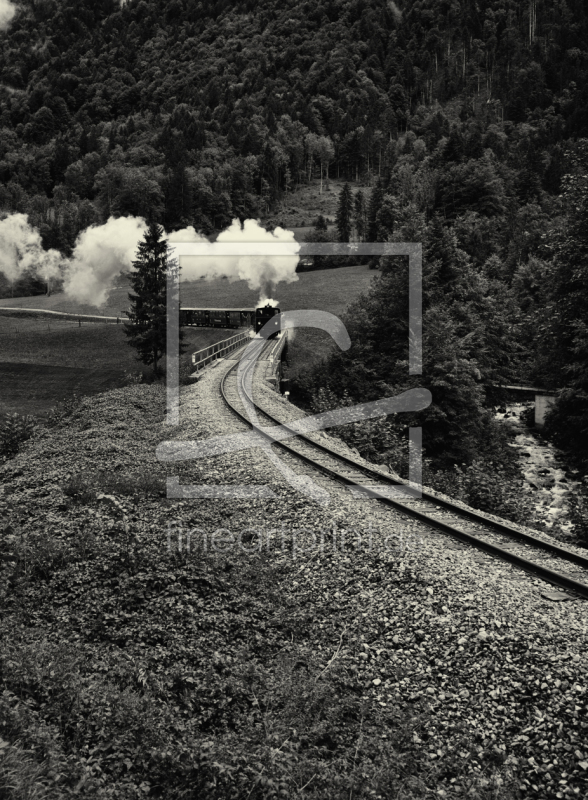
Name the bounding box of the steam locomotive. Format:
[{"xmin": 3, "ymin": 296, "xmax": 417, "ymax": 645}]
[{"xmin": 180, "ymin": 304, "xmax": 281, "ymax": 338}]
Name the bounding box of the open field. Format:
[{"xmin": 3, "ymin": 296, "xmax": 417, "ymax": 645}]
[
  {"xmin": 0, "ymin": 362, "xmax": 129, "ymax": 417},
  {"xmin": 0, "ymin": 317, "xmax": 236, "ymax": 417},
  {"xmin": 0, "ymin": 291, "xmax": 131, "ymax": 319},
  {"xmin": 0, "ymin": 264, "xmax": 374, "ymax": 415},
  {"xmin": 179, "ymin": 263, "xmax": 374, "ymax": 315}
]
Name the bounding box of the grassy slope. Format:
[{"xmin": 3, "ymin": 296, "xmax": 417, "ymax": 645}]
[
  {"xmin": 0, "ymin": 292, "xmax": 131, "ymax": 318},
  {"xmin": 264, "ymin": 176, "xmax": 346, "ymax": 231},
  {"xmin": 0, "ymin": 316, "xmax": 238, "ymax": 416},
  {"xmin": 179, "ymin": 264, "xmax": 373, "ymax": 314}
]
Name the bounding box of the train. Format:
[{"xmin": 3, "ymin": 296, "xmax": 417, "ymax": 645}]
[{"xmin": 179, "ymin": 304, "xmax": 281, "ymax": 338}]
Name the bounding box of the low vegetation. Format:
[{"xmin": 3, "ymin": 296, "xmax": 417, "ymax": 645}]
[
  {"xmin": 1, "ymin": 384, "xmax": 587, "ymax": 799},
  {"xmin": 0, "ymin": 413, "xmax": 36, "ymax": 459}
]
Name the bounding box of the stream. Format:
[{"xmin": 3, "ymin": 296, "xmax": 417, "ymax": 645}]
[{"xmin": 497, "ymin": 403, "xmax": 583, "ymax": 535}]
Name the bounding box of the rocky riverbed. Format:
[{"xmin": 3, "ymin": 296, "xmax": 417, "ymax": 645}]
[{"xmin": 497, "ymin": 403, "xmax": 583, "ymax": 535}]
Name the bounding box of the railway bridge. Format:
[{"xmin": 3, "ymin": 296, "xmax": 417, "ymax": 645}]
[{"xmin": 494, "ymin": 384, "xmax": 558, "ymax": 428}]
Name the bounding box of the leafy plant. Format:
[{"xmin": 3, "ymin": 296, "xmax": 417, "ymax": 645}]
[
  {"xmin": 45, "ymin": 394, "xmax": 82, "ymax": 428},
  {"xmin": 566, "ymin": 488, "xmax": 588, "ymax": 546},
  {"xmin": 0, "ymin": 413, "xmax": 36, "ymax": 458}
]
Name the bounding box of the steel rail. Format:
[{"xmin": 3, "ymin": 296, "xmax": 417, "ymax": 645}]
[{"xmin": 220, "ymin": 354, "xmax": 588, "ymax": 600}]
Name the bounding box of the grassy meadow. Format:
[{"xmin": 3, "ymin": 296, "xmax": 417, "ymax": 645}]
[
  {"xmin": 0, "ymin": 263, "xmax": 374, "ymax": 416},
  {"xmin": 0, "ymin": 317, "xmax": 233, "ymax": 417}
]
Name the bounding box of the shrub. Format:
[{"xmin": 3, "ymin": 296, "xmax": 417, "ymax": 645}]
[
  {"xmin": 0, "ymin": 413, "xmax": 36, "ymax": 458},
  {"xmin": 567, "ymin": 488, "xmax": 588, "ymax": 546},
  {"xmin": 179, "ymin": 360, "xmax": 195, "ymax": 385},
  {"xmin": 425, "ymin": 459, "xmax": 534, "ymax": 525},
  {"xmin": 124, "ymin": 370, "xmax": 143, "ymax": 385},
  {"xmin": 45, "ymin": 394, "xmax": 81, "ymax": 427},
  {"xmin": 62, "ymin": 471, "xmax": 165, "ymax": 503}
]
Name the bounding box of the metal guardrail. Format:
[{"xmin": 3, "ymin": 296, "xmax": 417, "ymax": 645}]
[
  {"xmin": 191, "ymin": 329, "xmax": 251, "ymax": 370},
  {"xmin": 262, "ymin": 330, "xmax": 288, "ymax": 386}
]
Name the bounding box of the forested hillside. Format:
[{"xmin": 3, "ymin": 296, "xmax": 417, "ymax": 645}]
[
  {"xmin": 2, "ymin": 0, "xmax": 588, "ymax": 235},
  {"xmin": 1, "ymin": 0, "xmax": 588, "ymax": 468}
]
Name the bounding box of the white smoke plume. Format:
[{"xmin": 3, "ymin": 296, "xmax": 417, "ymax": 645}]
[
  {"xmin": 0, "ymin": 0, "xmax": 16, "ymax": 31},
  {"xmin": 0, "ymin": 214, "xmax": 299, "ymax": 308},
  {"xmin": 0, "ymin": 213, "xmax": 62, "ymax": 283},
  {"xmin": 0, "ymin": 213, "xmax": 148, "ymax": 305},
  {"xmin": 63, "ymin": 216, "xmax": 148, "ymax": 306},
  {"xmin": 173, "ymin": 218, "xmax": 299, "ymax": 305},
  {"xmin": 167, "ymin": 226, "xmax": 207, "ymax": 245}
]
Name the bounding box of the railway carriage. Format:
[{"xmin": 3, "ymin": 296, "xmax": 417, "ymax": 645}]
[
  {"xmin": 180, "ymin": 308, "xmax": 256, "ymax": 328},
  {"xmin": 179, "ymin": 305, "xmax": 280, "ymax": 338}
]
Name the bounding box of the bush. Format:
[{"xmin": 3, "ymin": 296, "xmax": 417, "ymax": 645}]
[
  {"xmin": 567, "ymin": 488, "xmax": 588, "ymax": 547},
  {"xmin": 0, "ymin": 413, "xmax": 36, "ymax": 458},
  {"xmin": 424, "ymin": 458, "xmax": 534, "ymax": 525},
  {"xmin": 62, "ymin": 471, "xmax": 166, "ymax": 503},
  {"xmin": 124, "ymin": 370, "xmax": 144, "ymax": 385},
  {"xmin": 45, "ymin": 394, "xmax": 82, "ymax": 427}
]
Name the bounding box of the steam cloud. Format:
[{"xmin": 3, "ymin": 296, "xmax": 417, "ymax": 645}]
[
  {"xmin": 0, "ymin": 214, "xmax": 299, "ymax": 308},
  {"xmin": 64, "ymin": 216, "xmax": 148, "ymax": 306},
  {"xmin": 0, "ymin": 0, "xmax": 16, "ymax": 31},
  {"xmin": 171, "ymin": 218, "xmax": 299, "ymax": 305},
  {"xmin": 0, "ymin": 213, "xmax": 62, "ymax": 283}
]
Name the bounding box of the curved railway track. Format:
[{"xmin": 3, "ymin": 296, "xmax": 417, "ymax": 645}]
[{"xmin": 220, "ymin": 336, "xmax": 588, "ymax": 601}]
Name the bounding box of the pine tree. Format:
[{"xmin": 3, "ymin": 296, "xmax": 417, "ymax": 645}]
[
  {"xmin": 314, "ymin": 214, "xmax": 328, "ymax": 231},
  {"xmin": 367, "ymin": 179, "xmax": 385, "ymax": 242},
  {"xmin": 124, "ymin": 223, "xmax": 182, "ymax": 375},
  {"xmin": 336, "ymin": 182, "xmax": 353, "ymax": 242},
  {"xmin": 353, "ymin": 190, "xmax": 366, "ymax": 241}
]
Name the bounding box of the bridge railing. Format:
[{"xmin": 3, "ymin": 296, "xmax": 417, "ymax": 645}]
[{"xmin": 191, "ymin": 329, "xmax": 251, "ymax": 370}]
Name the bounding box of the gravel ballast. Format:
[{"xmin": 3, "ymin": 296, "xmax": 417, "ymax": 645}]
[{"xmin": 0, "ymin": 364, "xmax": 587, "ymax": 799}]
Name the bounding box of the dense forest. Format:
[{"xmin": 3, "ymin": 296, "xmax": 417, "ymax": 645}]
[{"xmin": 1, "ymin": 0, "xmax": 588, "ymax": 470}]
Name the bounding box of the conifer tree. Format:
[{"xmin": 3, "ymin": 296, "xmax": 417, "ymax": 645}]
[
  {"xmin": 367, "ymin": 179, "xmax": 385, "ymax": 242},
  {"xmin": 336, "ymin": 182, "xmax": 353, "ymax": 242},
  {"xmin": 314, "ymin": 214, "xmax": 328, "ymax": 231},
  {"xmin": 353, "ymin": 190, "xmax": 366, "ymax": 241},
  {"xmin": 124, "ymin": 223, "xmax": 182, "ymax": 375}
]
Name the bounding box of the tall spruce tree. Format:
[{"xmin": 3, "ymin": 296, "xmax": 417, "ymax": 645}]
[
  {"xmin": 336, "ymin": 182, "xmax": 353, "ymax": 242},
  {"xmin": 367, "ymin": 179, "xmax": 385, "ymax": 242},
  {"xmin": 353, "ymin": 189, "xmax": 366, "ymax": 241},
  {"xmin": 124, "ymin": 222, "xmax": 181, "ymax": 375}
]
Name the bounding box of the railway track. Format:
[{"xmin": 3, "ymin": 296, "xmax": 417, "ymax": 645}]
[{"xmin": 220, "ymin": 336, "xmax": 588, "ymax": 600}]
